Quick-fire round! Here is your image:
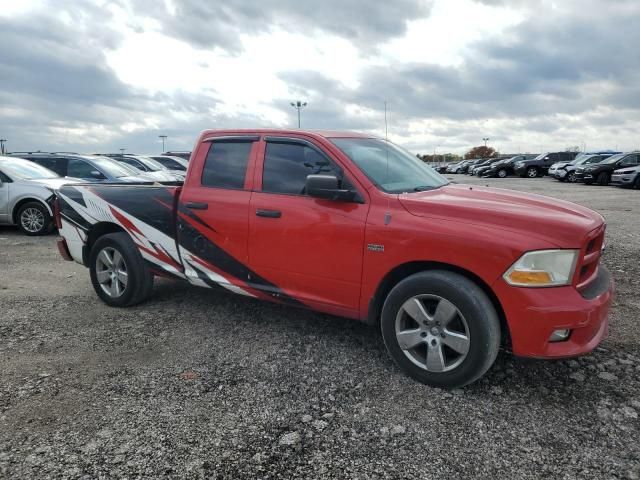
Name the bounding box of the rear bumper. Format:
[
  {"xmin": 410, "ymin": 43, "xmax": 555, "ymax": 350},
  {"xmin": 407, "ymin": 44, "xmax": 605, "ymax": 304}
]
[
  {"xmin": 493, "ymin": 265, "xmax": 614, "ymax": 359},
  {"xmin": 56, "ymin": 237, "xmax": 73, "ymax": 261}
]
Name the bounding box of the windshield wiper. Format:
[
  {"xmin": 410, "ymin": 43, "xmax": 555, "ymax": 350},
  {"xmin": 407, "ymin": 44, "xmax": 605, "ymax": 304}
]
[{"xmin": 413, "ymin": 185, "xmax": 436, "ymax": 192}]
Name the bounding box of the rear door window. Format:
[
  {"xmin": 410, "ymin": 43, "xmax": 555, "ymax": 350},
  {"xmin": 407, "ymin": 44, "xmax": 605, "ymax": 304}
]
[{"xmin": 201, "ymin": 141, "xmax": 253, "ymax": 189}]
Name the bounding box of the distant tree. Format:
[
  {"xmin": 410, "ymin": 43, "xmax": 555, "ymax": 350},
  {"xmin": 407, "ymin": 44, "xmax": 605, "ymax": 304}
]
[{"xmin": 465, "ymin": 146, "xmax": 498, "ymax": 159}]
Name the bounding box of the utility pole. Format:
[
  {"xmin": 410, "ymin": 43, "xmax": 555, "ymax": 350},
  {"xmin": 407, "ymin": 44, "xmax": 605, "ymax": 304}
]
[
  {"xmin": 0, "ymin": 139, "xmax": 6, "ymax": 155},
  {"xmin": 290, "ymin": 101, "xmax": 307, "ymax": 128},
  {"xmin": 159, "ymin": 135, "xmax": 167, "ymax": 152},
  {"xmin": 483, "ymin": 137, "xmax": 490, "ymax": 147}
]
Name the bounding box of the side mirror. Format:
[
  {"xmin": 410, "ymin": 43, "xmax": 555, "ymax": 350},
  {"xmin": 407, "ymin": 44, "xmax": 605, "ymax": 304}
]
[
  {"xmin": 90, "ymin": 170, "xmax": 105, "ymax": 179},
  {"xmin": 306, "ymin": 174, "xmax": 355, "ymax": 201}
]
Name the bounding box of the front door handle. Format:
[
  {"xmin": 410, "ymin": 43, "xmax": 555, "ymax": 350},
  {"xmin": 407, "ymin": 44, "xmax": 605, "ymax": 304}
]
[
  {"xmin": 184, "ymin": 202, "xmax": 208, "ymax": 210},
  {"xmin": 256, "ymin": 209, "xmax": 281, "ymax": 218}
]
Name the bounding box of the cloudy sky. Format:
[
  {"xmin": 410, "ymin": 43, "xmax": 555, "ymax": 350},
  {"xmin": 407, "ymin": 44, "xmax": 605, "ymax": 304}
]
[{"xmin": 0, "ymin": 0, "xmax": 638, "ymax": 156}]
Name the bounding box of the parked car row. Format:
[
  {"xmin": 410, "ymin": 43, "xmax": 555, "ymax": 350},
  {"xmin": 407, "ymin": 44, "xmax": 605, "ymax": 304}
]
[
  {"xmin": 444, "ymin": 149, "xmax": 639, "ymax": 188},
  {"xmin": 0, "ymin": 152, "xmax": 190, "ymax": 235}
]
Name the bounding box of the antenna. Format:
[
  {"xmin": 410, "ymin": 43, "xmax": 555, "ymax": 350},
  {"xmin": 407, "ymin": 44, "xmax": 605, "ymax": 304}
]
[{"xmin": 384, "ymin": 101, "xmax": 391, "ymax": 225}]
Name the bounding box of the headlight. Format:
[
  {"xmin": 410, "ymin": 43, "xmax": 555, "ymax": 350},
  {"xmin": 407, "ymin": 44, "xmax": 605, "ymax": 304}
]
[{"xmin": 504, "ymin": 250, "xmax": 579, "ymax": 287}]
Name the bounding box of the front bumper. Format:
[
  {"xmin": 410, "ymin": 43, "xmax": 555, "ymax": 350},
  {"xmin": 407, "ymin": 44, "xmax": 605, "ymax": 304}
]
[
  {"xmin": 610, "ymin": 174, "xmax": 635, "ymax": 186},
  {"xmin": 574, "ymin": 171, "xmax": 594, "ymax": 182},
  {"xmin": 552, "ymin": 169, "xmax": 567, "ymax": 179},
  {"xmin": 492, "ymin": 265, "xmax": 614, "ymax": 358}
]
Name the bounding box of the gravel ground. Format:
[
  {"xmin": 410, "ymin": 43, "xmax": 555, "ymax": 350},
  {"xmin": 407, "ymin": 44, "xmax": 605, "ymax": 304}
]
[{"xmin": 1, "ymin": 176, "xmax": 639, "ymax": 479}]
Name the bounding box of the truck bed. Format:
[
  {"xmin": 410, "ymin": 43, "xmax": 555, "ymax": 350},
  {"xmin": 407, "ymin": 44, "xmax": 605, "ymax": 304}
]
[{"xmin": 57, "ymin": 183, "xmax": 185, "ymax": 278}]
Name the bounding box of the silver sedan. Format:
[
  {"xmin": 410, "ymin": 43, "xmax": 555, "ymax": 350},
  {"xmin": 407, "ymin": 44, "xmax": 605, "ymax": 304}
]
[{"xmin": 0, "ymin": 156, "xmax": 79, "ymax": 235}]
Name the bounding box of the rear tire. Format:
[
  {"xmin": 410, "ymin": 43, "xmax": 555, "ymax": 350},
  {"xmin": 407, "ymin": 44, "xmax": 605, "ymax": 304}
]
[
  {"xmin": 597, "ymin": 172, "xmax": 610, "ymax": 186},
  {"xmin": 380, "ymin": 270, "xmax": 500, "ymax": 389},
  {"xmin": 16, "ymin": 202, "xmax": 53, "ymax": 236},
  {"xmin": 89, "ymin": 232, "xmax": 153, "ymax": 307}
]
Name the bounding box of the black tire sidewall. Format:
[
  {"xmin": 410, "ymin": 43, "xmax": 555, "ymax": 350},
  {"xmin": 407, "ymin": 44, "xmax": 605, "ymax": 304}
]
[
  {"xmin": 89, "ymin": 233, "xmax": 150, "ymax": 307},
  {"xmin": 597, "ymin": 172, "xmax": 609, "ymax": 186},
  {"xmin": 17, "ymin": 202, "xmax": 52, "ymax": 236},
  {"xmin": 381, "ymin": 271, "xmax": 500, "ymax": 389}
]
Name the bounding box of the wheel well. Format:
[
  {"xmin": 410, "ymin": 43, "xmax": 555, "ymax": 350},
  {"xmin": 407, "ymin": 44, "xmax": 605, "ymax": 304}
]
[
  {"xmin": 82, "ymin": 222, "xmax": 126, "ymax": 266},
  {"xmin": 367, "ymin": 261, "xmax": 510, "ymax": 346},
  {"xmin": 12, "ymin": 198, "xmax": 49, "ymax": 224}
]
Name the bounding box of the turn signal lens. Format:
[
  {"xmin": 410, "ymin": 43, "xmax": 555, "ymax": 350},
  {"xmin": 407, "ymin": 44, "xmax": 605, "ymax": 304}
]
[
  {"xmin": 504, "ymin": 249, "xmax": 579, "ymax": 287},
  {"xmin": 506, "ymin": 270, "xmax": 553, "ymax": 285}
]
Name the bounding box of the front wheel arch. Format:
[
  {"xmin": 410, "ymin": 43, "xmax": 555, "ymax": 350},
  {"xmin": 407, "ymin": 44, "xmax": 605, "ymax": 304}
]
[{"xmin": 367, "ymin": 261, "xmax": 509, "ymax": 347}]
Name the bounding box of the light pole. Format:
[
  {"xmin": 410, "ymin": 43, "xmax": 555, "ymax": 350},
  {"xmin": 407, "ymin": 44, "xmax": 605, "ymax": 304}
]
[
  {"xmin": 482, "ymin": 137, "xmax": 490, "ymax": 147},
  {"xmin": 290, "ymin": 101, "xmax": 307, "ymax": 128},
  {"xmin": 159, "ymin": 135, "xmax": 167, "ymax": 152},
  {"xmin": 119, "ymin": 148, "xmax": 125, "ymax": 156},
  {"xmin": 0, "ymin": 139, "xmax": 6, "ymax": 155}
]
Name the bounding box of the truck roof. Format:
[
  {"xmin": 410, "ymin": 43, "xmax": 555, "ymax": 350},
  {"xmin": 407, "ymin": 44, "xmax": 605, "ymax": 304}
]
[{"xmin": 199, "ymin": 128, "xmax": 376, "ymax": 140}]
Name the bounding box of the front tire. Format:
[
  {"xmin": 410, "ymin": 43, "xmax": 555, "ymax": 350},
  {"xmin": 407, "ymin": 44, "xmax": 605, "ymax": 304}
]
[
  {"xmin": 497, "ymin": 169, "xmax": 507, "ymax": 178},
  {"xmin": 381, "ymin": 271, "xmax": 500, "ymax": 389},
  {"xmin": 16, "ymin": 202, "xmax": 53, "ymax": 236},
  {"xmin": 597, "ymin": 172, "xmax": 610, "ymax": 186},
  {"xmin": 89, "ymin": 232, "xmax": 153, "ymax": 307},
  {"xmin": 567, "ymin": 172, "xmax": 577, "ymax": 183},
  {"xmin": 526, "ymin": 167, "xmax": 539, "ymax": 178}
]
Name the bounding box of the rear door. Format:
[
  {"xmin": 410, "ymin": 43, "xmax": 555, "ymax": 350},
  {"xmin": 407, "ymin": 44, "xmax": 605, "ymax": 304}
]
[
  {"xmin": 247, "ymin": 136, "xmax": 369, "ymax": 314},
  {"xmin": 177, "ymin": 136, "xmax": 260, "ymax": 295}
]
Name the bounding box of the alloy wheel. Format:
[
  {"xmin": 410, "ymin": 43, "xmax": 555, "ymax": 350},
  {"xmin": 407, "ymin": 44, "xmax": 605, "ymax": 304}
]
[
  {"xmin": 568, "ymin": 172, "xmax": 577, "ymax": 183},
  {"xmin": 498, "ymin": 170, "xmax": 507, "ymax": 178},
  {"xmin": 527, "ymin": 168, "xmax": 538, "ymax": 178},
  {"xmin": 395, "ymin": 295, "xmax": 470, "ymax": 373},
  {"xmin": 20, "ymin": 207, "xmax": 45, "ymax": 233},
  {"xmin": 95, "ymin": 247, "xmax": 128, "ymax": 298}
]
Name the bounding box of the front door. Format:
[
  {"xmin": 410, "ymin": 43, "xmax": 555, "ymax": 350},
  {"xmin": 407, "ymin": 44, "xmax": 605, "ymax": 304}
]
[
  {"xmin": 248, "ymin": 137, "xmax": 369, "ymax": 314},
  {"xmin": 177, "ymin": 137, "xmax": 259, "ymax": 296}
]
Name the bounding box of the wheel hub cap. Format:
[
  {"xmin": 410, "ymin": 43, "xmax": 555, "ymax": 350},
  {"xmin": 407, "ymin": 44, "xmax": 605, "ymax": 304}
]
[
  {"xmin": 21, "ymin": 208, "xmax": 45, "ymax": 233},
  {"xmin": 95, "ymin": 247, "xmax": 128, "ymax": 298},
  {"xmin": 395, "ymin": 294, "xmax": 470, "ymax": 373}
]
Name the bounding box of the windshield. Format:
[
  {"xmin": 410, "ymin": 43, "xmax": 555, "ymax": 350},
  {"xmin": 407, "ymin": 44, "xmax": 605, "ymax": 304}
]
[
  {"xmin": 602, "ymin": 153, "xmax": 625, "ymax": 164},
  {"xmin": 0, "ymin": 157, "xmax": 59, "ymax": 180},
  {"xmin": 330, "ymin": 138, "xmax": 449, "ymax": 193},
  {"xmin": 91, "ymin": 156, "xmax": 140, "ymax": 178},
  {"xmin": 133, "ymin": 156, "xmax": 165, "ymax": 171}
]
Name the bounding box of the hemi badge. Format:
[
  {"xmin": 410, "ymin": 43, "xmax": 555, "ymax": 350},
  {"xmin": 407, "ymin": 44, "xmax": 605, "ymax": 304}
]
[{"xmin": 367, "ymin": 244, "xmax": 385, "ymax": 252}]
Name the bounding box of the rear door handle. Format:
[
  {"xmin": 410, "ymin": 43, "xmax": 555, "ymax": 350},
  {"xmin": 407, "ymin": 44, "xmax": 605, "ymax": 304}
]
[
  {"xmin": 256, "ymin": 209, "xmax": 281, "ymax": 218},
  {"xmin": 184, "ymin": 201, "xmax": 208, "ymax": 210}
]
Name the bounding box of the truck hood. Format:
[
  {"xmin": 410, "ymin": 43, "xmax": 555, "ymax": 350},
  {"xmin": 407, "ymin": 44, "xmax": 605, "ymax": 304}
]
[{"xmin": 399, "ymin": 184, "xmax": 603, "ymax": 247}]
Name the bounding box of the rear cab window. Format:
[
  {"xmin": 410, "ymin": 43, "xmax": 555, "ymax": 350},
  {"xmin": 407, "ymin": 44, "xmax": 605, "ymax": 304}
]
[{"xmin": 201, "ymin": 141, "xmax": 254, "ymax": 189}]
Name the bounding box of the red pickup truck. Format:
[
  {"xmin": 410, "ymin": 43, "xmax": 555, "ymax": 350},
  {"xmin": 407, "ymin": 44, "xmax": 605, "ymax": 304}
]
[{"xmin": 55, "ymin": 129, "xmax": 613, "ymax": 388}]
